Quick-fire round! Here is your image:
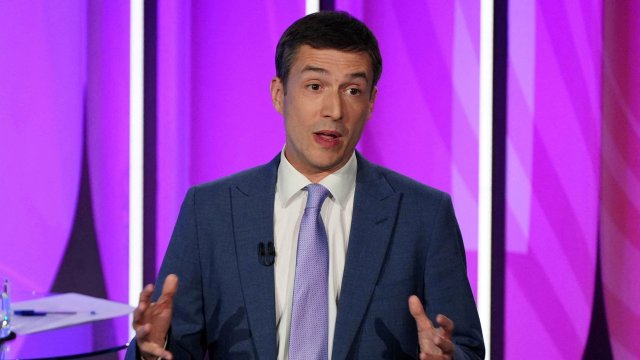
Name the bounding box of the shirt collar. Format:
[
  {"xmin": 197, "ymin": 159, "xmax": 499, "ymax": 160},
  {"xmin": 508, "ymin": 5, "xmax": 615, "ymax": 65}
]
[{"xmin": 276, "ymin": 148, "xmax": 357, "ymax": 209}]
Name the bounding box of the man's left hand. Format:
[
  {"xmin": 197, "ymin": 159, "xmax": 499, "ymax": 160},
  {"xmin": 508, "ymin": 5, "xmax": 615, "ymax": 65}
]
[{"xmin": 408, "ymin": 295, "xmax": 455, "ymax": 360}]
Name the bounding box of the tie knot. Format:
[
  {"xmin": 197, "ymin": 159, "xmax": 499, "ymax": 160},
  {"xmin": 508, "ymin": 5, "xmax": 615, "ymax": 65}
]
[{"xmin": 305, "ymin": 184, "xmax": 330, "ymax": 210}]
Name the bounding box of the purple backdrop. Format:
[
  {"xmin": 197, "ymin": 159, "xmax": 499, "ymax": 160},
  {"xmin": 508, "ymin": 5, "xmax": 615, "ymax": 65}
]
[
  {"xmin": 0, "ymin": 1, "xmax": 85, "ymax": 295},
  {"xmin": 601, "ymin": 0, "xmax": 640, "ymax": 357},
  {"xmin": 0, "ymin": 0, "xmax": 130, "ymax": 354},
  {"xmin": 505, "ymin": 0, "xmax": 602, "ymax": 357},
  {"xmin": 86, "ymin": 0, "xmax": 131, "ymax": 348}
]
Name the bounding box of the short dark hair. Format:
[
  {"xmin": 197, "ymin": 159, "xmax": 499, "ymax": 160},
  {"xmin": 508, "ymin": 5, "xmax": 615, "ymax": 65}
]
[{"xmin": 275, "ymin": 11, "xmax": 382, "ymax": 90}]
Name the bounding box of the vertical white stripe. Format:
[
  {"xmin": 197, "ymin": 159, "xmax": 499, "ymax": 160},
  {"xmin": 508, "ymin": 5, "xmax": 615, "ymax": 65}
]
[
  {"xmin": 129, "ymin": 0, "xmax": 144, "ymax": 339},
  {"xmin": 478, "ymin": 0, "xmax": 494, "ymax": 357},
  {"xmin": 306, "ymin": 0, "xmax": 320, "ymax": 15}
]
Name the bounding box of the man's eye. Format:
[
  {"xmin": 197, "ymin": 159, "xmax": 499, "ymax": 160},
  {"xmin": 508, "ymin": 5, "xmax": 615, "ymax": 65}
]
[
  {"xmin": 346, "ymin": 88, "xmax": 361, "ymax": 96},
  {"xmin": 308, "ymin": 84, "xmax": 321, "ymax": 91}
]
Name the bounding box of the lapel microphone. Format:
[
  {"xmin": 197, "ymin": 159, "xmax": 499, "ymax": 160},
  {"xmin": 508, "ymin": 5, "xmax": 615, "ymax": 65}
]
[{"xmin": 258, "ymin": 241, "xmax": 276, "ymax": 266}]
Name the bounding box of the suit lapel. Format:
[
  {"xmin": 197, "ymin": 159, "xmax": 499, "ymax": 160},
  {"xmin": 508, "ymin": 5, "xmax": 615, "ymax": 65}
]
[
  {"xmin": 232, "ymin": 157, "xmax": 280, "ymax": 359},
  {"xmin": 332, "ymin": 155, "xmax": 401, "ymax": 360}
]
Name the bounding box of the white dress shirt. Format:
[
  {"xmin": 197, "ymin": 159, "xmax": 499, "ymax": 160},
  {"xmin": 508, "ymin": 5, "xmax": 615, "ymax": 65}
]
[{"xmin": 274, "ymin": 150, "xmax": 357, "ymax": 360}]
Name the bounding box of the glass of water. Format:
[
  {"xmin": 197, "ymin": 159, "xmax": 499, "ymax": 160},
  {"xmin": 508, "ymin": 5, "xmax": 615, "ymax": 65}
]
[{"xmin": 0, "ymin": 279, "xmax": 11, "ymax": 339}]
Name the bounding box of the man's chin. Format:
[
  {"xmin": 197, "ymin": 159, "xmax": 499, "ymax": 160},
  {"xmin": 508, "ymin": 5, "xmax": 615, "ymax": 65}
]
[{"xmin": 311, "ymin": 158, "xmax": 349, "ymax": 173}]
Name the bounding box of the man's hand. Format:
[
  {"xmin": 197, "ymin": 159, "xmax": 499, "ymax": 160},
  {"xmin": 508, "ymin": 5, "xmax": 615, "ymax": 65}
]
[
  {"xmin": 408, "ymin": 295, "xmax": 455, "ymax": 360},
  {"xmin": 132, "ymin": 274, "xmax": 179, "ymax": 360}
]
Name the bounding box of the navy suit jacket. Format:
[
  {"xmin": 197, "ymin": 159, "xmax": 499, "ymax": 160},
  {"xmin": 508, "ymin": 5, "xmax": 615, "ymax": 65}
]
[{"xmin": 126, "ymin": 153, "xmax": 484, "ymax": 359}]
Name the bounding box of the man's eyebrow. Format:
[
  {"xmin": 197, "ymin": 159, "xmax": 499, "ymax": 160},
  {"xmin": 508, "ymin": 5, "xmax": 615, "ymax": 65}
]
[
  {"xmin": 300, "ymin": 66, "xmax": 369, "ymax": 82},
  {"xmin": 347, "ymin": 71, "xmax": 369, "ymax": 83},
  {"xmin": 301, "ymin": 65, "xmax": 328, "ymax": 74}
]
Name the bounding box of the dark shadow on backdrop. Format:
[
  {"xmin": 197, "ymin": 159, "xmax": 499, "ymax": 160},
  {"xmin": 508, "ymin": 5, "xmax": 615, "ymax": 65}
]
[
  {"xmin": 582, "ymin": 235, "xmax": 613, "ymax": 359},
  {"xmin": 144, "ymin": 0, "xmax": 158, "ymax": 287},
  {"xmin": 491, "ymin": 0, "xmax": 508, "ymax": 358},
  {"xmin": 50, "ymin": 97, "xmax": 116, "ymax": 360}
]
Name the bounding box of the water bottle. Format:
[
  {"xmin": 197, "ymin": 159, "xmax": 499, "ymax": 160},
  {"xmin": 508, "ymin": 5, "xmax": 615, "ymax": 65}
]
[{"xmin": 0, "ymin": 279, "xmax": 10, "ymax": 339}]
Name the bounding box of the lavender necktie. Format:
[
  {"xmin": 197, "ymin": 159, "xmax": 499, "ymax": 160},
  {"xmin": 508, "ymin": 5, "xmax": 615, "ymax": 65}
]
[{"xmin": 288, "ymin": 184, "xmax": 330, "ymax": 360}]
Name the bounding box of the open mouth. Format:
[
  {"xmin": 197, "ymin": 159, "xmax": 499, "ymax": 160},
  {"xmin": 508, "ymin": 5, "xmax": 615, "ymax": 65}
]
[
  {"xmin": 314, "ymin": 130, "xmax": 341, "ymax": 140},
  {"xmin": 313, "ymin": 130, "xmax": 342, "ymax": 147}
]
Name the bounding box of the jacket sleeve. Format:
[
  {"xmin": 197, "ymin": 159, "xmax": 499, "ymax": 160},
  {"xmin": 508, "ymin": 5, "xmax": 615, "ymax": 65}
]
[{"xmin": 423, "ymin": 193, "xmax": 485, "ymax": 359}]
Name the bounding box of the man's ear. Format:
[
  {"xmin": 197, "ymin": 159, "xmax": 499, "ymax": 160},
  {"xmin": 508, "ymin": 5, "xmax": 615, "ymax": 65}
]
[
  {"xmin": 367, "ymin": 86, "xmax": 378, "ymax": 119},
  {"xmin": 270, "ymin": 77, "xmax": 285, "ymax": 115}
]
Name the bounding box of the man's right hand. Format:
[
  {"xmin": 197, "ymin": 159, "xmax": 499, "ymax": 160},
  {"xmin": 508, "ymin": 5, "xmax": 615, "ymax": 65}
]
[{"xmin": 132, "ymin": 274, "xmax": 179, "ymax": 360}]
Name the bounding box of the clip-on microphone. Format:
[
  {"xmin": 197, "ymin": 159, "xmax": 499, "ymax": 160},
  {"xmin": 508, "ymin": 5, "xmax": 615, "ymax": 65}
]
[{"xmin": 258, "ymin": 241, "xmax": 276, "ymax": 266}]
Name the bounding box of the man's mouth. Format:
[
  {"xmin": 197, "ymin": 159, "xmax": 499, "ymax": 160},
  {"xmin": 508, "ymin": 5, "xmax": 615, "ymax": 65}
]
[
  {"xmin": 313, "ymin": 130, "xmax": 342, "ymax": 147},
  {"xmin": 314, "ymin": 130, "xmax": 342, "ymax": 140}
]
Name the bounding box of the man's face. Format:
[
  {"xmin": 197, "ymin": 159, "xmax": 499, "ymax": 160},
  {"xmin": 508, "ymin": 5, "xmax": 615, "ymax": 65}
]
[{"xmin": 270, "ymin": 45, "xmax": 377, "ymax": 182}]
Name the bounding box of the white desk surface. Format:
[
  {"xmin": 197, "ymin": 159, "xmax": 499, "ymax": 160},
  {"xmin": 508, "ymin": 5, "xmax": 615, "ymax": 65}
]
[{"xmin": 11, "ymin": 292, "xmax": 134, "ymax": 334}]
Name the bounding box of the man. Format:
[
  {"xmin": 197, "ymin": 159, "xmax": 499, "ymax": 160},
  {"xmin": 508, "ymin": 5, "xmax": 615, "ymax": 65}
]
[{"xmin": 127, "ymin": 11, "xmax": 484, "ymax": 360}]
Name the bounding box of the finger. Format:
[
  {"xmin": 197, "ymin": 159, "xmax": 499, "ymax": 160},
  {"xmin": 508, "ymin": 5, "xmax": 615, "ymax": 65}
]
[
  {"xmin": 408, "ymin": 295, "xmax": 434, "ymax": 331},
  {"xmin": 409, "ymin": 295, "xmax": 442, "ymax": 355},
  {"xmin": 158, "ymin": 274, "xmax": 179, "ymax": 303},
  {"xmin": 140, "ymin": 344, "xmax": 174, "ymax": 360},
  {"xmin": 132, "ymin": 303, "xmax": 146, "ymax": 325},
  {"xmin": 433, "ymin": 333, "xmax": 455, "ymax": 355},
  {"xmin": 140, "ymin": 346, "xmax": 174, "ymax": 360},
  {"xmin": 139, "ymin": 283, "xmax": 155, "ymax": 304},
  {"xmin": 436, "ymin": 314, "xmax": 454, "ymax": 338},
  {"xmin": 161, "ymin": 350, "xmax": 174, "ymax": 360},
  {"xmin": 135, "ymin": 323, "xmax": 152, "ymax": 340},
  {"xmin": 136, "ymin": 325, "xmax": 173, "ymax": 359},
  {"xmin": 136, "ymin": 324, "xmax": 174, "ymax": 360},
  {"xmin": 133, "ymin": 285, "xmax": 154, "ymax": 324}
]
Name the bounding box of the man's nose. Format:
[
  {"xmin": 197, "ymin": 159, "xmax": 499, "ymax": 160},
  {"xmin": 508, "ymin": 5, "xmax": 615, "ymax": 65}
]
[{"xmin": 322, "ymin": 91, "xmax": 343, "ymax": 120}]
